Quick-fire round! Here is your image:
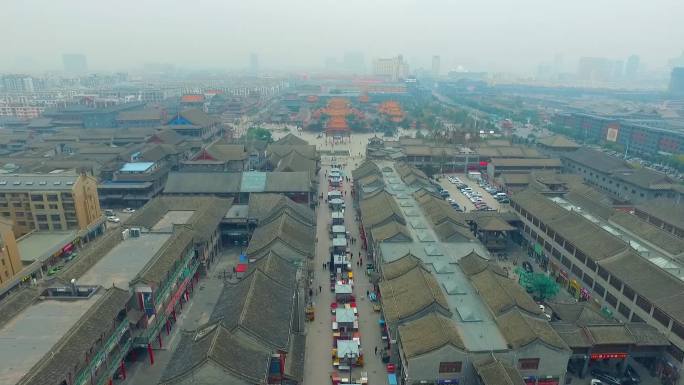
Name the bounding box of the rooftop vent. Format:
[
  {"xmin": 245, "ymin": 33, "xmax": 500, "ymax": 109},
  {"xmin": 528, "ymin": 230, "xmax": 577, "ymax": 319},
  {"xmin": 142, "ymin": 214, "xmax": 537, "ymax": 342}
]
[
  {"xmin": 25, "ymin": 181, "xmax": 33, "ymax": 185},
  {"xmin": 0, "ymin": 181, "xmax": 6, "ymax": 185},
  {"xmin": 39, "ymin": 181, "xmax": 47, "ymax": 185},
  {"xmin": 53, "ymin": 181, "xmax": 61, "ymax": 185},
  {"xmin": 12, "ymin": 181, "xmax": 20, "ymax": 185}
]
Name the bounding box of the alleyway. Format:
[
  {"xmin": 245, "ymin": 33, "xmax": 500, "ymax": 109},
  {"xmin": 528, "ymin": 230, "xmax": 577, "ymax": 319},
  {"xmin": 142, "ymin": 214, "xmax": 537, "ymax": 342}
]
[{"xmin": 303, "ymin": 145, "xmax": 389, "ymax": 385}]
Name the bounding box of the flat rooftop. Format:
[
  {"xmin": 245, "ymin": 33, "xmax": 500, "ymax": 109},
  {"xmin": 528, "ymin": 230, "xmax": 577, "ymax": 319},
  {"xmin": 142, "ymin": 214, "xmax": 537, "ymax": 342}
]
[
  {"xmin": 151, "ymin": 210, "xmax": 195, "ymax": 232},
  {"xmin": 78, "ymin": 232, "xmax": 171, "ymax": 289},
  {"xmin": 17, "ymin": 231, "xmax": 78, "ymax": 263},
  {"xmin": 0, "ymin": 293, "xmax": 102, "ymax": 385},
  {"xmin": 376, "ymin": 161, "xmax": 508, "ymax": 352}
]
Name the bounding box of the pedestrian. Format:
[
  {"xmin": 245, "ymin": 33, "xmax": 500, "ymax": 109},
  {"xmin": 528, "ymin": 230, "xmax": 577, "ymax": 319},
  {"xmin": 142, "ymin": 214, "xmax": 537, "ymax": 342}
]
[
  {"xmin": 366, "ymin": 290, "xmax": 369, "ymax": 297},
  {"xmin": 309, "ymin": 288, "xmax": 313, "ymax": 297},
  {"xmin": 374, "ymin": 346, "xmax": 378, "ymax": 355},
  {"xmin": 319, "ymin": 285, "xmax": 322, "ymax": 293}
]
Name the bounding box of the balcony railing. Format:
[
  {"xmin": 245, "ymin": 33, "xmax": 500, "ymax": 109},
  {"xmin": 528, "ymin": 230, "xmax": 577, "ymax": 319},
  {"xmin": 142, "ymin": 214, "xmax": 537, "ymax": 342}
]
[{"xmin": 73, "ymin": 320, "xmax": 129, "ymax": 385}]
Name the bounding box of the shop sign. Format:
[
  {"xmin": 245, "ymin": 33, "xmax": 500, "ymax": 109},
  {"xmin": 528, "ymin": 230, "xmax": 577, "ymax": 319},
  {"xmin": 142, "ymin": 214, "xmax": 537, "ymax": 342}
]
[
  {"xmin": 165, "ymin": 277, "xmax": 190, "ymax": 315},
  {"xmin": 591, "ymin": 353, "xmax": 627, "ymax": 360}
]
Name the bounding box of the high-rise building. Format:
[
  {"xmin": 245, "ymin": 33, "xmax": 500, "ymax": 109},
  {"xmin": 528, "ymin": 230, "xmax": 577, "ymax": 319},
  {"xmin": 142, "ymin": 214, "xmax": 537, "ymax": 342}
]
[
  {"xmin": 624, "ymin": 55, "xmax": 640, "ymax": 80},
  {"xmin": 1, "ymin": 74, "xmax": 34, "ymax": 92},
  {"xmin": 431, "ymin": 55, "xmax": 441, "ymax": 77},
  {"xmin": 669, "ymin": 67, "xmax": 684, "ymax": 96},
  {"xmin": 373, "ymin": 55, "xmax": 409, "ymax": 81},
  {"xmin": 62, "ymin": 53, "xmax": 88, "ymax": 74},
  {"xmin": 249, "ymin": 53, "xmax": 259, "ymax": 75}
]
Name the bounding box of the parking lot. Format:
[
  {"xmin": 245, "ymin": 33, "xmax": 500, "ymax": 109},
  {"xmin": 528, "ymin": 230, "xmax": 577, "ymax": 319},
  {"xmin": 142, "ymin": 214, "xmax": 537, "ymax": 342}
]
[{"xmin": 437, "ymin": 173, "xmax": 506, "ymax": 213}]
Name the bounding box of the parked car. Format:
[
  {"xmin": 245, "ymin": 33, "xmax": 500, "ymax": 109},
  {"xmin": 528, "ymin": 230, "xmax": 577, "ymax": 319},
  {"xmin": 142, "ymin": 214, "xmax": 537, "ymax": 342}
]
[
  {"xmin": 104, "ymin": 209, "xmax": 115, "ymax": 216},
  {"xmin": 107, "ymin": 216, "xmax": 121, "ymax": 223},
  {"xmin": 122, "ymin": 208, "xmax": 136, "ymax": 213},
  {"xmin": 47, "ymin": 265, "xmax": 63, "ymax": 276},
  {"xmin": 439, "ymin": 190, "xmax": 450, "ymax": 198}
]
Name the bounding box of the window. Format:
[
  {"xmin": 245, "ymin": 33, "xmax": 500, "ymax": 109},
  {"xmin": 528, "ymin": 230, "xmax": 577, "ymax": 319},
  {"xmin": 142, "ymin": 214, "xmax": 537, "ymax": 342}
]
[
  {"xmin": 561, "ymin": 256, "xmax": 572, "ymax": 269},
  {"xmin": 597, "ymin": 266, "xmax": 609, "ymax": 280},
  {"xmin": 606, "ymin": 292, "xmax": 618, "ymax": 308},
  {"xmin": 36, "ymin": 214, "xmax": 47, "ymax": 222},
  {"xmin": 653, "ymin": 307, "xmax": 671, "ymax": 328},
  {"xmin": 631, "ymin": 313, "xmax": 644, "ymax": 323},
  {"xmin": 46, "ymin": 194, "xmax": 58, "ymax": 201},
  {"xmin": 582, "ymin": 274, "xmax": 594, "ymax": 288},
  {"xmin": 637, "ymin": 296, "xmax": 652, "ymax": 314},
  {"xmin": 667, "ymin": 344, "xmax": 684, "ymax": 363},
  {"xmin": 623, "ymin": 285, "xmax": 635, "ymax": 302},
  {"xmin": 552, "ymin": 248, "xmax": 561, "ymax": 260},
  {"xmin": 594, "ymin": 283, "xmax": 605, "ymax": 297},
  {"xmin": 38, "ymin": 223, "xmax": 49, "ymax": 230},
  {"xmin": 50, "ymin": 214, "xmax": 61, "ymax": 222},
  {"xmin": 618, "ymin": 303, "xmax": 631, "ymax": 318},
  {"xmin": 49, "ymin": 204, "xmax": 58, "ymax": 210},
  {"xmin": 30, "ymin": 194, "xmax": 43, "ymax": 202},
  {"xmin": 439, "ymin": 362, "xmax": 462, "ymax": 373},
  {"xmin": 667, "ymin": 322, "xmax": 684, "ymax": 343},
  {"xmin": 585, "ymin": 257, "xmax": 596, "ymax": 272},
  {"xmin": 34, "ymin": 204, "xmax": 44, "ymax": 209},
  {"xmin": 564, "ymin": 242, "xmax": 575, "ymax": 256},
  {"xmin": 571, "ymin": 265, "xmax": 583, "ymax": 278},
  {"xmin": 609, "ymin": 276, "xmax": 622, "ymax": 291},
  {"xmin": 518, "ymin": 358, "xmax": 540, "ymax": 370}
]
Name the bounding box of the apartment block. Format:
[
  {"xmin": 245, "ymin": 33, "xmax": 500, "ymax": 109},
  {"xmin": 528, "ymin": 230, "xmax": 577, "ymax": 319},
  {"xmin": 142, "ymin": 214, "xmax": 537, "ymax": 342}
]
[
  {"xmin": 0, "ymin": 173, "xmax": 102, "ymax": 237},
  {"xmin": 0, "ymin": 218, "xmax": 20, "ymax": 285}
]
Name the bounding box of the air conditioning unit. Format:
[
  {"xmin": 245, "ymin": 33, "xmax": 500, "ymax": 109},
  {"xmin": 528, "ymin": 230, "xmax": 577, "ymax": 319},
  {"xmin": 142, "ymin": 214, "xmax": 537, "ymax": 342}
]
[{"xmin": 130, "ymin": 228, "xmax": 141, "ymax": 238}]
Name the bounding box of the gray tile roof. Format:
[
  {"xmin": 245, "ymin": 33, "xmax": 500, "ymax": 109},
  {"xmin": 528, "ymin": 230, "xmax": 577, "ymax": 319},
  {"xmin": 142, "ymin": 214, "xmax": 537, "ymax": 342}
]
[
  {"xmin": 398, "ymin": 312, "xmax": 465, "ymax": 358},
  {"xmin": 20, "ymin": 287, "xmax": 130, "ymax": 385},
  {"xmin": 265, "ymin": 172, "xmax": 311, "ymax": 192},
  {"xmin": 378, "ymin": 265, "xmax": 450, "ymax": 323},
  {"xmin": 164, "ymin": 172, "xmax": 242, "ymax": 194},
  {"xmin": 246, "ymin": 212, "xmax": 314, "ymax": 259},
  {"xmin": 247, "ymin": 193, "xmax": 314, "ymax": 226},
  {"xmin": 160, "ymin": 324, "xmax": 270, "ymax": 385},
  {"xmin": 474, "ymin": 356, "xmax": 526, "ymax": 385},
  {"xmin": 210, "ymin": 268, "xmax": 296, "ymax": 351}
]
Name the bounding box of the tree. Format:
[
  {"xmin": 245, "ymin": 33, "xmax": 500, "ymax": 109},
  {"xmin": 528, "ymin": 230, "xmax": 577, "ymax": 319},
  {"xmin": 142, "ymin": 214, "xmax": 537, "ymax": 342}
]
[
  {"xmin": 245, "ymin": 127, "xmax": 273, "ymax": 143},
  {"xmin": 528, "ymin": 273, "xmax": 559, "ymax": 302}
]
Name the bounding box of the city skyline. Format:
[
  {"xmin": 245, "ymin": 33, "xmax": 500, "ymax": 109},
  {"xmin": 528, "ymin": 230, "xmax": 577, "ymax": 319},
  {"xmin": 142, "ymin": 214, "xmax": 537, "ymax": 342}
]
[{"xmin": 2, "ymin": 0, "xmax": 683, "ymax": 75}]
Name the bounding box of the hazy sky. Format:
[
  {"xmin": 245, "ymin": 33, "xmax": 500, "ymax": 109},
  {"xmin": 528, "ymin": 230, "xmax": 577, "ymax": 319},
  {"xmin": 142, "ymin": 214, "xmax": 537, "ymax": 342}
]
[{"xmin": 2, "ymin": 0, "xmax": 682, "ymax": 74}]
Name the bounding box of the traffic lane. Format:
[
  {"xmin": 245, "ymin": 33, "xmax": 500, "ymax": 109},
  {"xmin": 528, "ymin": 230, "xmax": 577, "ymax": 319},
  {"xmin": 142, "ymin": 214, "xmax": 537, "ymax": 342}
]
[
  {"xmin": 452, "ymin": 173, "xmax": 501, "ymax": 211},
  {"xmin": 437, "ymin": 178, "xmax": 475, "ymax": 212}
]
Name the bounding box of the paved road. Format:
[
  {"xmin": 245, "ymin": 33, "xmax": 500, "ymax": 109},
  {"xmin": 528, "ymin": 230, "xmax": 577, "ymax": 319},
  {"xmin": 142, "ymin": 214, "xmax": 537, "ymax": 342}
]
[
  {"xmin": 303, "ymin": 141, "xmax": 389, "ymax": 385},
  {"xmin": 119, "ymin": 248, "xmax": 241, "ymax": 385}
]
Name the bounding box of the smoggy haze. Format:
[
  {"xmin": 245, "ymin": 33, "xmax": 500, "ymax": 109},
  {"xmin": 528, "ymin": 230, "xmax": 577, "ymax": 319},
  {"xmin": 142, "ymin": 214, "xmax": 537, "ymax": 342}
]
[{"xmin": 2, "ymin": 0, "xmax": 683, "ymax": 73}]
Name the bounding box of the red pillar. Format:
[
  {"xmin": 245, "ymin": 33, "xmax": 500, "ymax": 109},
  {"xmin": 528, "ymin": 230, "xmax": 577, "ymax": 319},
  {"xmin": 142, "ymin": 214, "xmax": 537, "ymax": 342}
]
[
  {"xmin": 166, "ymin": 319, "xmax": 170, "ymax": 335},
  {"xmin": 147, "ymin": 343, "xmax": 154, "ymax": 365},
  {"xmin": 172, "ymin": 309, "xmax": 177, "ymax": 322},
  {"xmin": 109, "ymin": 379, "xmax": 113, "ymax": 385},
  {"xmin": 120, "ymin": 360, "xmax": 127, "ymax": 380},
  {"xmin": 158, "ymin": 332, "xmax": 163, "ymax": 349}
]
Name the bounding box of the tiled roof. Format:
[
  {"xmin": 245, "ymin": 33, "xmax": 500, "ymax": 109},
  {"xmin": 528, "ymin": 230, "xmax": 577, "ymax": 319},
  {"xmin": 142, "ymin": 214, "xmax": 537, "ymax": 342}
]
[
  {"xmin": 20, "ymin": 287, "xmax": 130, "ymax": 385},
  {"xmin": 398, "ymin": 312, "xmax": 465, "ymax": 358}
]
